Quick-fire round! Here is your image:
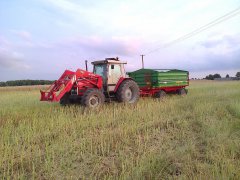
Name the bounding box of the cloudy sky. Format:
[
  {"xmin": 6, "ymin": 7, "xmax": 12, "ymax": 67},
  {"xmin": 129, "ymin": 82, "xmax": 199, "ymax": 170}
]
[{"xmin": 0, "ymin": 0, "xmax": 239, "ymax": 81}]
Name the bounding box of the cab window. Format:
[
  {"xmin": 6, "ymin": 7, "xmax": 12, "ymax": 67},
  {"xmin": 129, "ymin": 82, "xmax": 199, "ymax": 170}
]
[{"xmin": 109, "ymin": 64, "xmax": 121, "ymax": 77}]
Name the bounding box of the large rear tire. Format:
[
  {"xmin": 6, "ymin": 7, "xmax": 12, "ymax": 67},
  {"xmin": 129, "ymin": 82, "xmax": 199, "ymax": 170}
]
[
  {"xmin": 81, "ymin": 89, "xmax": 105, "ymax": 108},
  {"xmin": 116, "ymin": 80, "xmax": 140, "ymax": 104}
]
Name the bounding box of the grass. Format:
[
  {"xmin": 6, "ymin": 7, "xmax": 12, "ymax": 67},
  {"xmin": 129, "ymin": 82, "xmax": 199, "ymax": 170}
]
[{"xmin": 0, "ymin": 81, "xmax": 240, "ymax": 179}]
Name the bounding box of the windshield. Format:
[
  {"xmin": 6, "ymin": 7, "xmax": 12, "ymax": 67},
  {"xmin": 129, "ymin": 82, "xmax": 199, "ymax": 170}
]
[
  {"xmin": 93, "ymin": 64, "xmax": 107, "ymax": 79},
  {"xmin": 94, "ymin": 64, "xmax": 106, "ymax": 76}
]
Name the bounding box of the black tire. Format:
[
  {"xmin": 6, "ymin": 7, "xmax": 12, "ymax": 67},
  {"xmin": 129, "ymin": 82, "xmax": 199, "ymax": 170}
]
[
  {"xmin": 116, "ymin": 80, "xmax": 140, "ymax": 104},
  {"xmin": 60, "ymin": 92, "xmax": 71, "ymax": 106},
  {"xmin": 81, "ymin": 89, "xmax": 105, "ymax": 108},
  {"xmin": 154, "ymin": 90, "xmax": 166, "ymax": 99},
  {"xmin": 177, "ymin": 88, "xmax": 187, "ymax": 96}
]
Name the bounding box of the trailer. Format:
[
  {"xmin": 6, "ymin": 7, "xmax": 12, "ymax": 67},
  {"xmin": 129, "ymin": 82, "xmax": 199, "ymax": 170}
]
[{"xmin": 128, "ymin": 69, "xmax": 189, "ymax": 98}]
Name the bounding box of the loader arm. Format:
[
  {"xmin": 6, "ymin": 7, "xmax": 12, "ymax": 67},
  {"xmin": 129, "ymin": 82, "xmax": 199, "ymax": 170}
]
[
  {"xmin": 40, "ymin": 69, "xmax": 103, "ymax": 102},
  {"xmin": 75, "ymin": 69, "xmax": 103, "ymax": 89},
  {"xmin": 40, "ymin": 70, "xmax": 76, "ymax": 102}
]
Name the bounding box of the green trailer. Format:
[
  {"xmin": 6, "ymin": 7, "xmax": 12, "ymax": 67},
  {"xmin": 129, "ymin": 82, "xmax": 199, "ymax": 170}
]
[{"xmin": 128, "ymin": 69, "xmax": 189, "ymax": 98}]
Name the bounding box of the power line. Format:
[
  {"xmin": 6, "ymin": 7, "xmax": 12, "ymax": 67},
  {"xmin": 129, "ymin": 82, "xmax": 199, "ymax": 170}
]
[{"xmin": 145, "ymin": 6, "xmax": 240, "ymax": 55}]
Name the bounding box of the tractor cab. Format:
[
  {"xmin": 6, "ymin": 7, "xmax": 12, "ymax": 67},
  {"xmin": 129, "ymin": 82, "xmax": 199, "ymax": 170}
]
[{"xmin": 92, "ymin": 57, "xmax": 127, "ymax": 92}]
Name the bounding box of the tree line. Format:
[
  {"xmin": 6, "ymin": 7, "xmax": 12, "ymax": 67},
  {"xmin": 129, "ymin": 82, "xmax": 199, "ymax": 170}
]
[
  {"xmin": 1, "ymin": 72, "xmax": 240, "ymax": 86},
  {"xmin": 0, "ymin": 80, "xmax": 55, "ymax": 87},
  {"xmin": 205, "ymin": 72, "xmax": 240, "ymax": 80}
]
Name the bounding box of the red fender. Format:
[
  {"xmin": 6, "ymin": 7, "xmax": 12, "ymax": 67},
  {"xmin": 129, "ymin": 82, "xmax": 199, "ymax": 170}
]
[{"xmin": 114, "ymin": 77, "xmax": 133, "ymax": 92}]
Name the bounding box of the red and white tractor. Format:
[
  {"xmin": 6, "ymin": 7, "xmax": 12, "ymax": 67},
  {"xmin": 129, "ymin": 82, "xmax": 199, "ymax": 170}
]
[{"xmin": 40, "ymin": 58, "xmax": 140, "ymax": 108}]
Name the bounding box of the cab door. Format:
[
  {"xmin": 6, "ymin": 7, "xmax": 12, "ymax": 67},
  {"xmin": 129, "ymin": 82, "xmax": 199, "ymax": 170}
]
[{"xmin": 107, "ymin": 64, "xmax": 123, "ymax": 91}]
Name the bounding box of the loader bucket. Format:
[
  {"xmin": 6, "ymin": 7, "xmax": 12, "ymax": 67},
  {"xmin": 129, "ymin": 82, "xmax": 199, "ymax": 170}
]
[{"xmin": 40, "ymin": 90, "xmax": 56, "ymax": 101}]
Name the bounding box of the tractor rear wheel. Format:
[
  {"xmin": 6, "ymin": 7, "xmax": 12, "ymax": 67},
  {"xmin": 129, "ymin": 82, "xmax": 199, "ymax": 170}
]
[
  {"xmin": 116, "ymin": 80, "xmax": 140, "ymax": 104},
  {"xmin": 60, "ymin": 92, "xmax": 71, "ymax": 106},
  {"xmin": 154, "ymin": 90, "xmax": 166, "ymax": 99},
  {"xmin": 177, "ymin": 88, "xmax": 187, "ymax": 96},
  {"xmin": 81, "ymin": 89, "xmax": 105, "ymax": 108}
]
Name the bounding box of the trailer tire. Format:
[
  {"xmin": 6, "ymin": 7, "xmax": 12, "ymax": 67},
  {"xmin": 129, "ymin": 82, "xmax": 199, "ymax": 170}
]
[
  {"xmin": 116, "ymin": 80, "xmax": 140, "ymax": 104},
  {"xmin": 177, "ymin": 88, "xmax": 187, "ymax": 96},
  {"xmin": 154, "ymin": 90, "xmax": 166, "ymax": 99},
  {"xmin": 81, "ymin": 89, "xmax": 105, "ymax": 108},
  {"xmin": 60, "ymin": 92, "xmax": 71, "ymax": 106}
]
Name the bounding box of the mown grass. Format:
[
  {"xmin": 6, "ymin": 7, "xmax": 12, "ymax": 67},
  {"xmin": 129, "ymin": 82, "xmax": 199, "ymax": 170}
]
[{"xmin": 0, "ymin": 81, "xmax": 240, "ymax": 179}]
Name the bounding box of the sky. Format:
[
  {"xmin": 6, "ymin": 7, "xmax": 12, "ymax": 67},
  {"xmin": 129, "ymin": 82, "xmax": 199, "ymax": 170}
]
[{"xmin": 0, "ymin": 0, "xmax": 240, "ymax": 81}]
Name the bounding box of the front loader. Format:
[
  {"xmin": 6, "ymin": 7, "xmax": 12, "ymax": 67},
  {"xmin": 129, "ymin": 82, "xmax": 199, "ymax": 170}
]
[{"xmin": 40, "ymin": 58, "xmax": 140, "ymax": 108}]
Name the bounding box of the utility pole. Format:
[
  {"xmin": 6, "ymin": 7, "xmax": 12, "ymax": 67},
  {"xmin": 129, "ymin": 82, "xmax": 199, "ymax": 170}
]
[{"xmin": 140, "ymin": 54, "xmax": 145, "ymax": 69}]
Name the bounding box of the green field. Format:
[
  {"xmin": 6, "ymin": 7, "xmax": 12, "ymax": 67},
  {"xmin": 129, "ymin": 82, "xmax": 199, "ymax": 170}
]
[{"xmin": 0, "ymin": 81, "xmax": 240, "ymax": 179}]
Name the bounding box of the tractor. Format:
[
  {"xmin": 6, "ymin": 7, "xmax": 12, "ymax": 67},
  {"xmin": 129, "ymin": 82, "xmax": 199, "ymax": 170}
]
[{"xmin": 40, "ymin": 58, "xmax": 140, "ymax": 108}]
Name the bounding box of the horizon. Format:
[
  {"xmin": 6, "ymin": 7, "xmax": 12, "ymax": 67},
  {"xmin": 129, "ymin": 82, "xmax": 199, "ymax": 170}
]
[{"xmin": 0, "ymin": 67, "xmax": 238, "ymax": 82}]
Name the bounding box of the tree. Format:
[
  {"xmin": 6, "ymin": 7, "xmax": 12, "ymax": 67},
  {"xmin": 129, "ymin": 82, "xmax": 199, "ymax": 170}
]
[
  {"xmin": 0, "ymin": 80, "xmax": 55, "ymax": 87},
  {"xmin": 236, "ymin": 72, "xmax": 240, "ymax": 78},
  {"xmin": 206, "ymin": 73, "xmax": 221, "ymax": 80},
  {"xmin": 206, "ymin": 74, "xmax": 214, "ymax": 80},
  {"xmin": 0, "ymin": 82, "xmax": 6, "ymax": 87},
  {"xmin": 226, "ymin": 74, "xmax": 230, "ymax": 78},
  {"xmin": 213, "ymin": 74, "xmax": 221, "ymax": 79}
]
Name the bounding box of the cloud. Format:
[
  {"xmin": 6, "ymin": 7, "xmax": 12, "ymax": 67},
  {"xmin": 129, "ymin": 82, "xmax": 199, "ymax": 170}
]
[
  {"xmin": 145, "ymin": 33, "xmax": 240, "ymax": 74},
  {"xmin": 198, "ymin": 34, "xmax": 240, "ymax": 61},
  {"xmin": 202, "ymin": 34, "xmax": 240, "ymax": 47},
  {"xmin": 186, "ymin": 52, "xmax": 240, "ymax": 72},
  {"xmin": 0, "ymin": 48, "xmax": 30, "ymax": 70},
  {"xmin": 11, "ymin": 30, "xmax": 32, "ymax": 41},
  {"xmin": 0, "ymin": 36, "xmax": 11, "ymax": 48},
  {"xmin": 41, "ymin": 0, "xmax": 177, "ymax": 39},
  {"xmin": 185, "ymin": 0, "xmax": 216, "ymax": 12},
  {"xmin": 179, "ymin": 33, "xmax": 240, "ymax": 72},
  {"xmin": 57, "ymin": 36, "xmax": 143, "ymax": 57},
  {"xmin": 44, "ymin": 0, "xmax": 81, "ymax": 12},
  {"xmin": 0, "ymin": 37, "xmax": 30, "ymax": 70}
]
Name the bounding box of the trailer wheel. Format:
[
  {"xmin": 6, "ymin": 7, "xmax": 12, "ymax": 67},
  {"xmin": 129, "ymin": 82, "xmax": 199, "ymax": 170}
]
[
  {"xmin": 154, "ymin": 90, "xmax": 166, "ymax": 99},
  {"xmin": 116, "ymin": 80, "xmax": 140, "ymax": 104},
  {"xmin": 81, "ymin": 89, "xmax": 105, "ymax": 108},
  {"xmin": 60, "ymin": 92, "xmax": 71, "ymax": 106},
  {"xmin": 177, "ymin": 88, "xmax": 187, "ymax": 96}
]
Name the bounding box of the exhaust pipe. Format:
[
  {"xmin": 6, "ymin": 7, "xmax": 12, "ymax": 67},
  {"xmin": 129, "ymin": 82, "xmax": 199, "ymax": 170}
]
[{"xmin": 85, "ymin": 60, "xmax": 88, "ymax": 71}]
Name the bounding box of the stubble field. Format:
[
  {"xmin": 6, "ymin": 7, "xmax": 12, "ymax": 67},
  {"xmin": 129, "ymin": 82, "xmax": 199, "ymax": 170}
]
[{"xmin": 0, "ymin": 81, "xmax": 240, "ymax": 179}]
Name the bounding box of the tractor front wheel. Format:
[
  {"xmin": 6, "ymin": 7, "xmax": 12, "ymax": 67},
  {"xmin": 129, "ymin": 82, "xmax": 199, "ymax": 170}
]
[
  {"xmin": 81, "ymin": 89, "xmax": 105, "ymax": 108},
  {"xmin": 60, "ymin": 92, "xmax": 71, "ymax": 106},
  {"xmin": 116, "ymin": 80, "xmax": 140, "ymax": 104}
]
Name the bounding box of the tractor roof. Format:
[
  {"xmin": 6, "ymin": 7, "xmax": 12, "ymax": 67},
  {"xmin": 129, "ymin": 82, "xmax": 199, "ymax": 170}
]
[{"xmin": 91, "ymin": 57, "xmax": 127, "ymax": 65}]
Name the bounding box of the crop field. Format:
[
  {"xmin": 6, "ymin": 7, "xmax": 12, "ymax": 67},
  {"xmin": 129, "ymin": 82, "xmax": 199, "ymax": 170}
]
[{"xmin": 0, "ymin": 81, "xmax": 240, "ymax": 179}]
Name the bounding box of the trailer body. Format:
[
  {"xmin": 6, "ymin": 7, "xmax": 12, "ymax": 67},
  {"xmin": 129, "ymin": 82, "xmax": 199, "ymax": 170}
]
[{"xmin": 128, "ymin": 69, "xmax": 189, "ymax": 96}]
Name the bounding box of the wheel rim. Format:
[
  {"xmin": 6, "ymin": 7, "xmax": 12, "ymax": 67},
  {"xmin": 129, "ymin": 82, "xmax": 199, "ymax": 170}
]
[
  {"xmin": 125, "ymin": 88, "xmax": 133, "ymax": 101},
  {"xmin": 89, "ymin": 95, "xmax": 99, "ymax": 108}
]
